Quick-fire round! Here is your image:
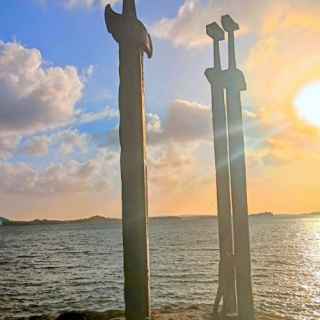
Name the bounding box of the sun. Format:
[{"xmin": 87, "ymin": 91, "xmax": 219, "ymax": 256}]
[{"xmin": 294, "ymin": 82, "xmax": 320, "ymax": 127}]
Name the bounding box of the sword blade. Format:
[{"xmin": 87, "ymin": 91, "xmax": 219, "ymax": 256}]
[
  {"xmin": 210, "ymin": 79, "xmax": 237, "ymax": 315},
  {"xmin": 119, "ymin": 39, "xmax": 150, "ymax": 320},
  {"xmin": 206, "ymin": 33, "xmax": 237, "ymax": 315},
  {"xmin": 225, "ymin": 86, "xmax": 255, "ymax": 320}
]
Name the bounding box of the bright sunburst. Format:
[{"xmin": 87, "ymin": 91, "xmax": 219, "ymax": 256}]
[{"xmin": 294, "ymin": 82, "xmax": 320, "ymax": 127}]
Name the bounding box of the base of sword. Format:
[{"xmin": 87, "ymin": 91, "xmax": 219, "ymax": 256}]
[{"xmin": 213, "ymin": 312, "xmax": 239, "ymax": 320}]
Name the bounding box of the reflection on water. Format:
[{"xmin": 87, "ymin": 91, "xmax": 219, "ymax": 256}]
[{"xmin": 0, "ymin": 217, "xmax": 319, "ymax": 320}]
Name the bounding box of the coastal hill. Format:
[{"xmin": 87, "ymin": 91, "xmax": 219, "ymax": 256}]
[
  {"xmin": 0, "ymin": 215, "xmax": 120, "ymax": 226},
  {"xmin": 0, "ymin": 216, "xmax": 10, "ymax": 225},
  {"xmin": 1, "ymin": 211, "xmax": 319, "ymax": 227}
]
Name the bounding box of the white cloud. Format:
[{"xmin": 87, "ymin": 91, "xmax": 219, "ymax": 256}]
[
  {"xmin": 0, "ymin": 41, "xmax": 84, "ymax": 135},
  {"xmin": 55, "ymin": 129, "xmax": 90, "ymax": 155},
  {"xmin": 151, "ymin": 0, "xmax": 320, "ymax": 50},
  {"xmin": 0, "ymin": 148, "xmax": 119, "ymax": 195},
  {"xmin": 151, "ymin": 0, "xmax": 251, "ymax": 48},
  {"xmin": 76, "ymin": 106, "xmax": 119, "ymax": 125},
  {"xmin": 0, "ymin": 41, "xmax": 119, "ymax": 162},
  {"xmin": 107, "ymin": 100, "xmax": 212, "ymax": 146},
  {"xmin": 81, "ymin": 64, "xmax": 95, "ymax": 82},
  {"xmin": 20, "ymin": 136, "xmax": 51, "ymax": 157},
  {"xmin": 0, "ymin": 135, "xmax": 21, "ymax": 160},
  {"xmin": 151, "ymin": 0, "xmax": 215, "ymax": 48},
  {"xmin": 20, "ymin": 129, "xmax": 91, "ymax": 157},
  {"xmin": 159, "ymin": 99, "xmax": 211, "ymax": 142}
]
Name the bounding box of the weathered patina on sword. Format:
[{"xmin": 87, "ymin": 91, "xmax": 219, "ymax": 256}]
[
  {"xmin": 222, "ymin": 14, "xmax": 255, "ymax": 320},
  {"xmin": 105, "ymin": 1, "xmax": 153, "ymax": 319},
  {"xmin": 205, "ymin": 22, "xmax": 237, "ymax": 317}
]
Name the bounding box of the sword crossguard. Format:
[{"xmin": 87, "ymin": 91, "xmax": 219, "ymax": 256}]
[
  {"xmin": 105, "ymin": 4, "xmax": 153, "ymax": 58},
  {"xmin": 205, "ymin": 68, "xmax": 226, "ymax": 87},
  {"xmin": 205, "ymin": 69, "xmax": 246, "ymax": 92},
  {"xmin": 225, "ymin": 69, "xmax": 247, "ymax": 91}
]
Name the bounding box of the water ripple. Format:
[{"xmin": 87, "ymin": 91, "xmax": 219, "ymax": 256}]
[{"xmin": 0, "ymin": 218, "xmax": 319, "ymax": 320}]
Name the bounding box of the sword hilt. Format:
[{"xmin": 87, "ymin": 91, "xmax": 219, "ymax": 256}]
[
  {"xmin": 105, "ymin": 4, "xmax": 153, "ymax": 58},
  {"xmin": 221, "ymin": 15, "xmax": 239, "ymax": 70}
]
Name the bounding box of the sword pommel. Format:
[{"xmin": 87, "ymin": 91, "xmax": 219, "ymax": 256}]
[
  {"xmin": 221, "ymin": 15, "xmax": 239, "ymax": 32},
  {"xmin": 206, "ymin": 22, "xmax": 225, "ymax": 41},
  {"xmin": 206, "ymin": 22, "xmax": 224, "ymax": 74},
  {"xmin": 105, "ymin": 4, "xmax": 153, "ymax": 58},
  {"xmin": 221, "ymin": 15, "xmax": 238, "ymax": 70}
]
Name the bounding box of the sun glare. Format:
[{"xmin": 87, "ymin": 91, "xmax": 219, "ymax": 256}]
[{"xmin": 294, "ymin": 82, "xmax": 320, "ymax": 127}]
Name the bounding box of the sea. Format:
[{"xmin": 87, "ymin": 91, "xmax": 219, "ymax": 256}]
[{"xmin": 0, "ymin": 217, "xmax": 319, "ymax": 320}]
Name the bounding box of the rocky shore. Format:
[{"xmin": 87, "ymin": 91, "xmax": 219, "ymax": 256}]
[{"xmin": 13, "ymin": 305, "xmax": 287, "ymax": 320}]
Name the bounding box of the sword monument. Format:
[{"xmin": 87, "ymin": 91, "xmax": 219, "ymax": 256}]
[
  {"xmin": 206, "ymin": 15, "xmax": 255, "ymax": 320},
  {"xmin": 105, "ymin": 1, "xmax": 153, "ymax": 319},
  {"xmin": 222, "ymin": 15, "xmax": 255, "ymax": 320},
  {"xmin": 205, "ymin": 22, "xmax": 237, "ymax": 317}
]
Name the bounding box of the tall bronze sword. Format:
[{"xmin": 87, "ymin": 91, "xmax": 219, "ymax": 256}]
[
  {"xmin": 221, "ymin": 15, "xmax": 255, "ymax": 320},
  {"xmin": 205, "ymin": 22, "xmax": 237, "ymax": 317},
  {"xmin": 105, "ymin": 1, "xmax": 153, "ymax": 320}
]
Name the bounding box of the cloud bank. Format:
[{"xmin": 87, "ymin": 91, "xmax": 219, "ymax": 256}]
[{"xmin": 0, "ymin": 41, "xmax": 84, "ymax": 135}]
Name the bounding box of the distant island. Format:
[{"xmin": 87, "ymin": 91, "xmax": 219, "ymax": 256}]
[
  {"xmin": 1, "ymin": 211, "xmax": 319, "ymax": 227},
  {"xmin": 250, "ymin": 212, "xmax": 274, "ymax": 218},
  {"xmin": 177, "ymin": 212, "xmax": 274, "ymax": 219},
  {"xmin": 0, "ymin": 215, "xmax": 120, "ymax": 226}
]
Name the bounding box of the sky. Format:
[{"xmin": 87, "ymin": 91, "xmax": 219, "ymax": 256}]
[{"xmin": 1, "ymin": 0, "xmax": 320, "ymax": 220}]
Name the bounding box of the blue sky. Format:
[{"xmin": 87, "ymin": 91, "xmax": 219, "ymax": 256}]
[
  {"xmin": 1, "ymin": 0, "xmax": 320, "ymax": 219},
  {"xmin": 0, "ymin": 0, "xmax": 215, "ymax": 138}
]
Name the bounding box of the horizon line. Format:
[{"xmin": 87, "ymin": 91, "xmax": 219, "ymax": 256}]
[{"xmin": 1, "ymin": 211, "xmax": 320, "ymax": 223}]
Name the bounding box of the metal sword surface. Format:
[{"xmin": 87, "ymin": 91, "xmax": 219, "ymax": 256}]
[
  {"xmin": 222, "ymin": 14, "xmax": 255, "ymax": 320},
  {"xmin": 105, "ymin": 1, "xmax": 153, "ymax": 319},
  {"xmin": 205, "ymin": 22, "xmax": 237, "ymax": 316}
]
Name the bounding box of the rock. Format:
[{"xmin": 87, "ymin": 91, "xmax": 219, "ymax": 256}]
[
  {"xmin": 29, "ymin": 316, "xmax": 54, "ymax": 320},
  {"xmin": 54, "ymin": 310, "xmax": 124, "ymax": 320},
  {"xmin": 56, "ymin": 312, "xmax": 88, "ymax": 320}
]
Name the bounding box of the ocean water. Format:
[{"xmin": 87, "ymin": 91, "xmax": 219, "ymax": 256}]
[{"xmin": 0, "ymin": 217, "xmax": 319, "ymax": 320}]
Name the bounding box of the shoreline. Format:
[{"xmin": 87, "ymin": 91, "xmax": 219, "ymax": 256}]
[
  {"xmin": 1, "ymin": 212, "xmax": 319, "ymax": 227},
  {"xmin": 11, "ymin": 305, "xmax": 288, "ymax": 320}
]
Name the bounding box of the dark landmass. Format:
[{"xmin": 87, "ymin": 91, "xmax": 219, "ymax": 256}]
[
  {"xmin": 180, "ymin": 215, "xmax": 217, "ymax": 219},
  {"xmin": 178, "ymin": 211, "xmax": 320, "ymax": 219},
  {"xmin": 277, "ymin": 211, "xmax": 320, "ymax": 219},
  {"xmin": 0, "ymin": 215, "xmax": 120, "ymax": 226},
  {"xmin": 150, "ymin": 216, "xmax": 183, "ymax": 220},
  {"xmin": 309, "ymin": 211, "xmax": 320, "ymax": 216},
  {"xmin": 1, "ymin": 211, "xmax": 319, "ymax": 227},
  {"xmin": 250, "ymin": 212, "xmax": 274, "ymax": 218},
  {"xmin": 160, "ymin": 212, "xmax": 273, "ymax": 219}
]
